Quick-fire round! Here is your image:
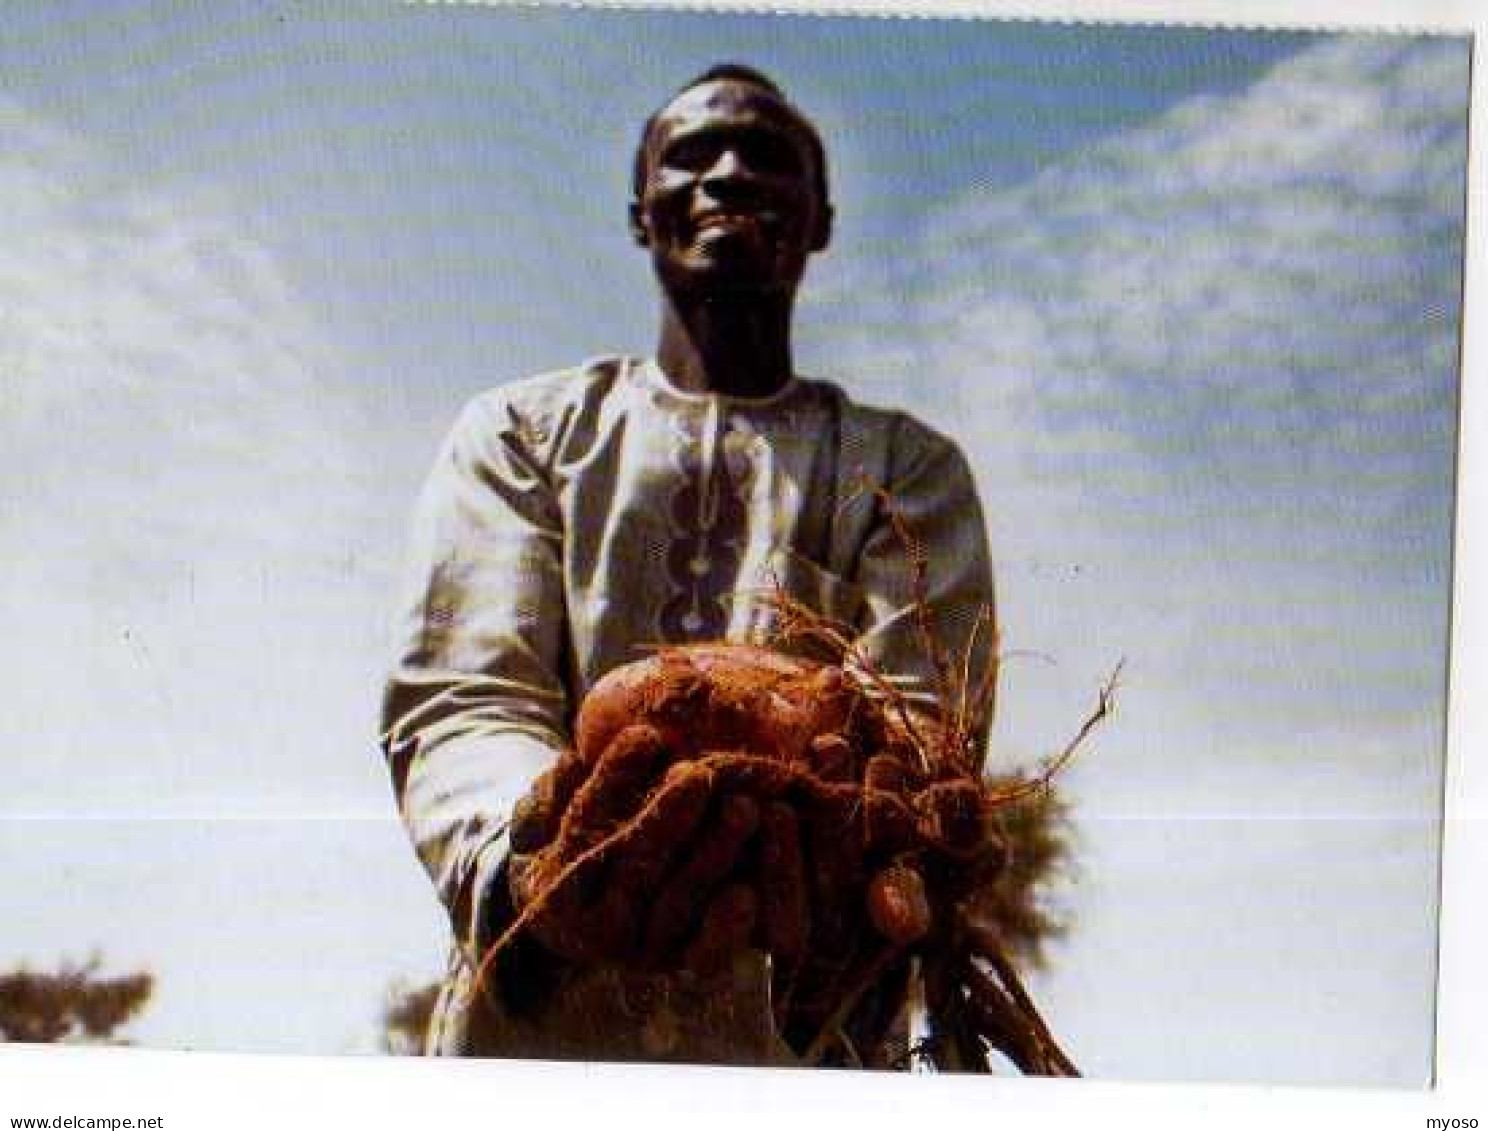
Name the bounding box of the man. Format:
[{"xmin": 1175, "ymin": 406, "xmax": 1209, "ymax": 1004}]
[{"xmin": 381, "ymin": 64, "xmax": 995, "ymax": 1061}]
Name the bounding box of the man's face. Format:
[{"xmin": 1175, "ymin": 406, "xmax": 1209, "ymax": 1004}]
[{"xmin": 632, "ymin": 79, "xmax": 831, "ymax": 298}]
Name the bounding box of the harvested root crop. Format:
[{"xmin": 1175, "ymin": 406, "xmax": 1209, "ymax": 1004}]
[
  {"xmin": 475, "ymin": 633, "xmax": 1116, "ymax": 1073},
  {"xmin": 476, "ymin": 480, "xmax": 1114, "ymax": 1071}
]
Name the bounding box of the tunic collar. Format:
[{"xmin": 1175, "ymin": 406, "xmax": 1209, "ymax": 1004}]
[{"xmin": 631, "ymin": 356, "xmax": 804, "ymax": 410}]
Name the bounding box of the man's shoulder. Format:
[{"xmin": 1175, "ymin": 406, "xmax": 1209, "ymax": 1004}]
[
  {"xmin": 803, "ymin": 377, "xmax": 968, "ymax": 467},
  {"xmin": 463, "ymin": 356, "xmax": 633, "ymax": 420},
  {"xmin": 440, "ymin": 357, "xmax": 639, "ymax": 450}
]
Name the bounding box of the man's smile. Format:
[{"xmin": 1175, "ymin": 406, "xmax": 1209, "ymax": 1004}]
[{"xmin": 691, "ymin": 209, "xmax": 779, "ymax": 237}]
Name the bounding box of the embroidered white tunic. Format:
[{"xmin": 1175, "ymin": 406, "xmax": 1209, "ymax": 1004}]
[{"xmin": 380, "ymin": 355, "xmax": 995, "ymax": 1057}]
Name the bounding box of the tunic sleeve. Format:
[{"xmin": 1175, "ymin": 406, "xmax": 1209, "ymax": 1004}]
[
  {"xmin": 850, "ymin": 419, "xmax": 997, "ymax": 765},
  {"xmin": 380, "ymin": 392, "xmax": 571, "ymax": 946}
]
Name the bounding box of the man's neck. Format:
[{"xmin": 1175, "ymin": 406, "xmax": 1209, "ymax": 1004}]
[{"xmin": 655, "ymin": 290, "xmax": 795, "ymax": 398}]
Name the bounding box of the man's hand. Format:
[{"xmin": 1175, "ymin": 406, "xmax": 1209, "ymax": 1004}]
[
  {"xmin": 504, "ymin": 725, "xmax": 778, "ymax": 974},
  {"xmin": 484, "ymin": 642, "xmax": 1012, "ymax": 1061}
]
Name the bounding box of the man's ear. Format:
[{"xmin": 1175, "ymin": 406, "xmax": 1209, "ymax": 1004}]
[
  {"xmin": 811, "ymin": 203, "xmax": 834, "ymax": 253},
  {"xmin": 629, "ymin": 201, "xmax": 651, "ymax": 247}
]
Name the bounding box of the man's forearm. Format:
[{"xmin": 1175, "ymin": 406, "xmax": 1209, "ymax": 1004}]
[{"xmin": 385, "ymin": 717, "xmax": 562, "ymax": 945}]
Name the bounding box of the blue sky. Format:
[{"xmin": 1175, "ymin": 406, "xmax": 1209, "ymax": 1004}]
[
  {"xmin": 0, "ymin": 3, "xmax": 1468, "ymax": 1085},
  {"xmin": 0, "ymin": 4, "xmax": 1315, "ymax": 432}
]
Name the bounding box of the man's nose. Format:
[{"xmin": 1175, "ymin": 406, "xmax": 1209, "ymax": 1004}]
[{"xmin": 701, "ymin": 147, "xmax": 757, "ymax": 190}]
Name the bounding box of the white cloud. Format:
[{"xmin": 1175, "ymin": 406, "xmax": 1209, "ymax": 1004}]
[
  {"xmin": 918, "ymin": 36, "xmax": 1464, "ymax": 527},
  {"xmin": 0, "ymin": 95, "xmax": 448, "ymax": 1052},
  {"xmin": 0, "ymin": 96, "xmax": 406, "ymax": 817}
]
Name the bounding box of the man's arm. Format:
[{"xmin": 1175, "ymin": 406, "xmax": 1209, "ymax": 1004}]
[{"xmin": 380, "ymin": 392, "xmax": 570, "ymax": 952}]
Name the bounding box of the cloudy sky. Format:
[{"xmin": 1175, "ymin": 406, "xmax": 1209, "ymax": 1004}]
[{"xmin": 0, "ymin": 3, "xmax": 1467, "ymax": 1085}]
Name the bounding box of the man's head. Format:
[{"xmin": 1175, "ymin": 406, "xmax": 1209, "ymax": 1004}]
[{"xmin": 630, "ymin": 65, "xmax": 834, "ymax": 299}]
